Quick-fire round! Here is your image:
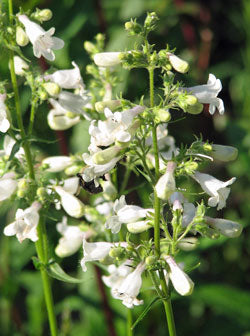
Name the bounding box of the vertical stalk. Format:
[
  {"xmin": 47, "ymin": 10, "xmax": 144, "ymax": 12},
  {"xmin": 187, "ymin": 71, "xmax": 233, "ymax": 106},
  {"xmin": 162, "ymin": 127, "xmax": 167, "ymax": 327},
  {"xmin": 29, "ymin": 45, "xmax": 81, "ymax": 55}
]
[
  {"xmin": 148, "ymin": 67, "xmax": 177, "ymax": 336},
  {"xmin": 8, "ymin": 1, "xmax": 57, "ymax": 334},
  {"xmin": 127, "ymin": 309, "xmax": 133, "ymax": 336}
]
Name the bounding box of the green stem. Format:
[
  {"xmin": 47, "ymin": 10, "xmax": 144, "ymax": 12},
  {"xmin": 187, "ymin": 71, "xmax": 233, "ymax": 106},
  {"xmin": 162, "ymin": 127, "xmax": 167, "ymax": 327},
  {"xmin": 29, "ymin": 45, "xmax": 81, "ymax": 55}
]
[
  {"xmin": 148, "ymin": 66, "xmax": 177, "ymax": 336},
  {"xmin": 127, "ymin": 309, "xmax": 133, "ymax": 336},
  {"xmin": 28, "ymin": 96, "xmax": 38, "ymax": 136},
  {"xmin": 8, "ymin": 2, "xmax": 57, "ymax": 334}
]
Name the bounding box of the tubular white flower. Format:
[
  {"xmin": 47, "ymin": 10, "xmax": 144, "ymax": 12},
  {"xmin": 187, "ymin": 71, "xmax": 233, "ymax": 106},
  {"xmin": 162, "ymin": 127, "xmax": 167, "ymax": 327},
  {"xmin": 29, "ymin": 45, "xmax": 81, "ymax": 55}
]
[
  {"xmin": 165, "ymin": 256, "xmax": 194, "ymax": 296},
  {"xmin": 55, "ymin": 216, "xmax": 85, "ymax": 257},
  {"xmin": 54, "ymin": 186, "xmax": 84, "ymax": 218},
  {"xmin": 155, "ymin": 161, "xmax": 176, "ymax": 200},
  {"xmin": 105, "ymin": 195, "xmax": 153, "ymax": 234},
  {"xmin": 92, "ymin": 145, "xmax": 122, "ymax": 165},
  {"xmin": 0, "ymin": 94, "xmax": 10, "ymax": 133},
  {"xmin": 0, "ymin": 172, "xmax": 17, "ymax": 201},
  {"xmin": 205, "ymin": 216, "xmax": 242, "ymax": 238},
  {"xmin": 47, "ymin": 98, "xmax": 80, "ymax": 130},
  {"xmin": 81, "ymin": 237, "xmax": 127, "ymax": 271},
  {"xmin": 127, "ymin": 220, "xmax": 151, "ymax": 233},
  {"xmin": 62, "ymin": 177, "xmax": 79, "ymax": 194},
  {"xmin": 3, "ymin": 202, "xmax": 41, "ymax": 243},
  {"xmin": 13, "ymin": 56, "xmax": 29, "ymax": 76},
  {"xmin": 18, "ymin": 14, "xmax": 64, "ymax": 61},
  {"xmin": 211, "ymin": 144, "xmax": 238, "ymax": 162},
  {"xmin": 42, "ymin": 156, "xmax": 73, "ymax": 172},
  {"xmin": 94, "ymin": 52, "xmax": 122, "ymax": 67},
  {"xmin": 57, "ymin": 91, "xmax": 91, "ymax": 120},
  {"xmin": 89, "ymin": 106, "xmax": 144, "ymax": 147},
  {"xmin": 192, "ymin": 171, "xmax": 236, "ymax": 210},
  {"xmin": 44, "ymin": 61, "xmax": 84, "ymax": 91},
  {"xmin": 102, "ymin": 261, "xmax": 133, "ymax": 292},
  {"xmin": 184, "ymin": 74, "xmax": 224, "ymax": 115},
  {"xmin": 112, "ymin": 262, "xmax": 145, "ymax": 309}
]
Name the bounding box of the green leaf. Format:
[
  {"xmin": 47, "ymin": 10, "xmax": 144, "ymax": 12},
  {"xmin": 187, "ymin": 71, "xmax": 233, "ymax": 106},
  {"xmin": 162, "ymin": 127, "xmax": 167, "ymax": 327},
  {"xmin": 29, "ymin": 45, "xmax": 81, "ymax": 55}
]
[
  {"xmin": 9, "ymin": 140, "xmax": 21, "ymax": 161},
  {"xmin": 131, "ymin": 296, "xmax": 162, "ymax": 330},
  {"xmin": 46, "ymin": 262, "xmax": 84, "ymax": 284}
]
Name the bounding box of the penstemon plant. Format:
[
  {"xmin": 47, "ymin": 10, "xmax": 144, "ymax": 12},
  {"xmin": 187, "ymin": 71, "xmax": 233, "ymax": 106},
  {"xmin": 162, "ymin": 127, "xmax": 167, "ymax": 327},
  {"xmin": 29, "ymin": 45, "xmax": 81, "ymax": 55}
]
[{"xmin": 0, "ymin": 3, "xmax": 242, "ymax": 336}]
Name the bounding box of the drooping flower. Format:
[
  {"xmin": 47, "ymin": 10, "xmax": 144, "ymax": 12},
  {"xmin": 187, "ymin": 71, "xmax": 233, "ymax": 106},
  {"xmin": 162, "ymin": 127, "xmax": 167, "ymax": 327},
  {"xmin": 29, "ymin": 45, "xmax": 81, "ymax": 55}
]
[
  {"xmin": 47, "ymin": 98, "xmax": 80, "ymax": 130},
  {"xmin": 155, "ymin": 161, "xmax": 176, "ymax": 200},
  {"xmin": 192, "ymin": 171, "xmax": 236, "ymax": 210},
  {"xmin": 105, "ymin": 195, "xmax": 153, "ymax": 234},
  {"xmin": 81, "ymin": 237, "xmax": 127, "ymax": 271},
  {"xmin": 0, "ymin": 172, "xmax": 18, "ymax": 201},
  {"xmin": 165, "ymin": 256, "xmax": 194, "ymax": 296},
  {"xmin": 184, "ymin": 74, "xmax": 224, "ymax": 115},
  {"xmin": 112, "ymin": 262, "xmax": 145, "ymax": 308},
  {"xmin": 13, "ymin": 56, "xmax": 29, "ymax": 76},
  {"xmin": 204, "ymin": 216, "xmax": 242, "ymax": 238},
  {"xmin": 44, "ymin": 61, "xmax": 84, "ymax": 91},
  {"xmin": 3, "ymin": 202, "xmax": 41, "ymax": 243},
  {"xmin": 42, "ymin": 155, "xmax": 73, "ymax": 172},
  {"xmin": 55, "ymin": 216, "xmax": 86, "ymax": 257},
  {"xmin": 54, "ymin": 184, "xmax": 84, "ymax": 218},
  {"xmin": 0, "ymin": 94, "xmax": 10, "ymax": 133},
  {"xmin": 18, "ymin": 14, "xmax": 64, "ymax": 61}
]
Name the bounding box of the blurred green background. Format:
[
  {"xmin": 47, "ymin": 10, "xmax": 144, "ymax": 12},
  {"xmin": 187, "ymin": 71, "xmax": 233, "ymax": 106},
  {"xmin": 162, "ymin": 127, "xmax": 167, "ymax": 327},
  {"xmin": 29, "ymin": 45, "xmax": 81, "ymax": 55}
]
[{"xmin": 0, "ymin": 0, "xmax": 250, "ymax": 335}]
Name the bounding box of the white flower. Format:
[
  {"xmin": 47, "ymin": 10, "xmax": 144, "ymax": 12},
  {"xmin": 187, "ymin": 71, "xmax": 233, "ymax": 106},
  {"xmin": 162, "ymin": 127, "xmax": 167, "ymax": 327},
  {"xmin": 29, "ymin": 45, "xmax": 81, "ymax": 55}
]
[
  {"xmin": 0, "ymin": 172, "xmax": 17, "ymax": 201},
  {"xmin": 184, "ymin": 74, "xmax": 224, "ymax": 115},
  {"xmin": 169, "ymin": 192, "xmax": 196, "ymax": 227},
  {"xmin": 0, "ymin": 94, "xmax": 10, "ymax": 133},
  {"xmin": 204, "ymin": 216, "xmax": 242, "ymax": 238},
  {"xmin": 94, "ymin": 52, "xmax": 122, "ymax": 67},
  {"xmin": 47, "ymin": 98, "xmax": 80, "ymax": 130},
  {"xmin": 81, "ymin": 237, "xmax": 127, "ymax": 271},
  {"xmin": 155, "ymin": 162, "xmax": 176, "ymax": 200},
  {"xmin": 54, "ymin": 186, "xmax": 84, "ymax": 218},
  {"xmin": 192, "ymin": 171, "xmax": 236, "ymax": 210},
  {"xmin": 55, "ymin": 216, "xmax": 85, "ymax": 257},
  {"xmin": 167, "ymin": 52, "xmax": 189, "ymax": 73},
  {"xmin": 0, "ymin": 135, "xmax": 24, "ymax": 160},
  {"xmin": 105, "ymin": 195, "xmax": 153, "ymax": 234},
  {"xmin": 112, "ymin": 262, "xmax": 145, "ymax": 308},
  {"xmin": 165, "ymin": 256, "xmax": 194, "ymax": 296},
  {"xmin": 44, "ymin": 62, "xmax": 84, "ymax": 91},
  {"xmin": 102, "ymin": 261, "xmax": 133, "ymax": 291},
  {"xmin": 211, "ymin": 144, "xmax": 238, "ymax": 162},
  {"xmin": 62, "ymin": 177, "xmax": 79, "ymax": 194},
  {"xmin": 89, "ymin": 106, "xmax": 144, "ymax": 147},
  {"xmin": 18, "ymin": 14, "xmax": 64, "ymax": 61},
  {"xmin": 13, "ymin": 56, "xmax": 29, "ymax": 76},
  {"xmin": 3, "ymin": 202, "xmax": 41, "ymax": 243},
  {"xmin": 42, "ymin": 156, "xmax": 73, "ymax": 172},
  {"xmin": 58, "ymin": 91, "xmax": 91, "ymax": 119}
]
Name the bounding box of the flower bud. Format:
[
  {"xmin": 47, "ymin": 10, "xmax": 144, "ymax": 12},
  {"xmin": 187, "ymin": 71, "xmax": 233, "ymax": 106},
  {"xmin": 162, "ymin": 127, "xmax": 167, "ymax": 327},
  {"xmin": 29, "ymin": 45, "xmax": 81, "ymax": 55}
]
[
  {"xmin": 144, "ymin": 12, "xmax": 158, "ymax": 28},
  {"xmin": 84, "ymin": 41, "xmax": 98, "ymax": 54},
  {"xmin": 205, "ymin": 217, "xmax": 242, "ymax": 238},
  {"xmin": 109, "ymin": 246, "xmax": 126, "ymax": 259},
  {"xmin": 211, "ymin": 144, "xmax": 238, "ymax": 162},
  {"xmin": 184, "ymin": 161, "xmax": 199, "ymax": 175},
  {"xmin": 185, "ymin": 95, "xmax": 198, "ymax": 105},
  {"xmin": 16, "ymin": 26, "xmax": 29, "ymax": 46},
  {"xmin": 13, "ymin": 56, "xmax": 29, "ymax": 76},
  {"xmin": 165, "ymin": 256, "xmax": 194, "ymax": 296},
  {"xmin": 186, "ymin": 102, "xmax": 203, "ymax": 115},
  {"xmin": 95, "ymin": 100, "xmax": 121, "ymax": 113},
  {"xmin": 33, "ymin": 9, "xmax": 53, "ymax": 22},
  {"xmin": 39, "ymin": 90, "xmax": 48, "ymax": 101},
  {"xmin": 94, "ymin": 52, "xmax": 122, "ymax": 67},
  {"xmin": 43, "ymin": 82, "xmax": 61, "ymax": 96},
  {"xmin": 65, "ymin": 165, "xmax": 83, "ymax": 176},
  {"xmin": 167, "ymin": 53, "xmax": 189, "ymax": 73},
  {"xmin": 92, "ymin": 146, "xmax": 122, "ymax": 165},
  {"xmin": 127, "ymin": 221, "xmax": 151, "ymax": 233},
  {"xmin": 154, "ymin": 108, "xmax": 171, "ymax": 123},
  {"xmin": 203, "ymin": 143, "xmax": 213, "ymax": 152},
  {"xmin": 124, "ymin": 20, "xmax": 142, "ymax": 35},
  {"xmin": 54, "ymin": 186, "xmax": 85, "ymax": 218},
  {"xmin": 36, "ymin": 187, "xmax": 48, "ymax": 201},
  {"xmin": 145, "ymin": 255, "xmax": 157, "ymax": 266},
  {"xmin": 42, "ymin": 156, "xmax": 72, "ymax": 172},
  {"xmin": 155, "ymin": 161, "xmax": 176, "ymax": 200}
]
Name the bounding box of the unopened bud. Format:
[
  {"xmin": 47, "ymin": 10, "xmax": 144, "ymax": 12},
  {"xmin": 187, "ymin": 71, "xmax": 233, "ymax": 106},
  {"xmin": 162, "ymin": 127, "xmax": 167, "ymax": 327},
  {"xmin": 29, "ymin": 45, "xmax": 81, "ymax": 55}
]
[
  {"xmin": 16, "ymin": 26, "xmax": 29, "ymax": 46},
  {"xmin": 43, "ymin": 82, "xmax": 61, "ymax": 96},
  {"xmin": 124, "ymin": 20, "xmax": 142, "ymax": 35},
  {"xmin": 203, "ymin": 143, "xmax": 213, "ymax": 152},
  {"xmin": 33, "ymin": 9, "xmax": 52, "ymax": 22},
  {"xmin": 109, "ymin": 246, "xmax": 126, "ymax": 259},
  {"xmin": 65, "ymin": 111, "xmax": 77, "ymax": 118},
  {"xmin": 167, "ymin": 53, "xmax": 189, "ymax": 74},
  {"xmin": 155, "ymin": 161, "xmax": 176, "ymax": 200},
  {"xmin": 185, "ymin": 95, "xmax": 197, "ymax": 106},
  {"xmin": 39, "ymin": 90, "xmax": 48, "ymax": 101},
  {"xmin": 36, "ymin": 187, "xmax": 48, "ymax": 201},
  {"xmin": 94, "ymin": 52, "xmax": 122, "ymax": 67},
  {"xmin": 13, "ymin": 56, "xmax": 29, "ymax": 76},
  {"xmin": 95, "ymin": 100, "xmax": 121, "ymax": 113},
  {"xmin": 92, "ymin": 146, "xmax": 122, "ymax": 165},
  {"xmin": 84, "ymin": 41, "xmax": 98, "ymax": 54},
  {"xmin": 65, "ymin": 165, "xmax": 83, "ymax": 175},
  {"xmin": 144, "ymin": 12, "xmax": 158, "ymax": 28},
  {"xmin": 127, "ymin": 221, "xmax": 151, "ymax": 233},
  {"xmin": 145, "ymin": 255, "xmax": 157, "ymax": 266},
  {"xmin": 186, "ymin": 102, "xmax": 203, "ymax": 115},
  {"xmin": 154, "ymin": 108, "xmax": 171, "ymax": 123}
]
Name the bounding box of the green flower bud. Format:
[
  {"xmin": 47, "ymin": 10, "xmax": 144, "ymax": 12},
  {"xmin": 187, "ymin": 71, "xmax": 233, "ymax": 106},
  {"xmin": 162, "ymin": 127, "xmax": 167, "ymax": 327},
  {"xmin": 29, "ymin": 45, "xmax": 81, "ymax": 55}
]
[
  {"xmin": 144, "ymin": 12, "xmax": 159, "ymax": 28},
  {"xmin": 33, "ymin": 8, "xmax": 53, "ymax": 22},
  {"xmin": 186, "ymin": 102, "xmax": 203, "ymax": 115},
  {"xmin": 124, "ymin": 20, "xmax": 142, "ymax": 35},
  {"xmin": 65, "ymin": 111, "xmax": 77, "ymax": 118},
  {"xmin": 18, "ymin": 178, "xmax": 28, "ymax": 191},
  {"xmin": 95, "ymin": 100, "xmax": 121, "ymax": 113},
  {"xmin": 65, "ymin": 165, "xmax": 83, "ymax": 175},
  {"xmin": 145, "ymin": 255, "xmax": 157, "ymax": 266},
  {"xmin": 84, "ymin": 41, "xmax": 98, "ymax": 54},
  {"xmin": 154, "ymin": 108, "xmax": 171, "ymax": 123},
  {"xmin": 184, "ymin": 161, "xmax": 198, "ymax": 175},
  {"xmin": 109, "ymin": 246, "xmax": 126, "ymax": 259},
  {"xmin": 203, "ymin": 143, "xmax": 213, "ymax": 152},
  {"xmin": 17, "ymin": 189, "xmax": 26, "ymax": 198},
  {"xmin": 185, "ymin": 95, "xmax": 197, "ymax": 105},
  {"xmin": 167, "ymin": 52, "xmax": 189, "ymax": 74},
  {"xmin": 36, "ymin": 187, "xmax": 48, "ymax": 201},
  {"xmin": 43, "ymin": 82, "xmax": 61, "ymax": 96},
  {"xmin": 39, "ymin": 90, "xmax": 48, "ymax": 101},
  {"xmin": 92, "ymin": 146, "xmax": 122, "ymax": 165},
  {"xmin": 16, "ymin": 26, "xmax": 29, "ymax": 46}
]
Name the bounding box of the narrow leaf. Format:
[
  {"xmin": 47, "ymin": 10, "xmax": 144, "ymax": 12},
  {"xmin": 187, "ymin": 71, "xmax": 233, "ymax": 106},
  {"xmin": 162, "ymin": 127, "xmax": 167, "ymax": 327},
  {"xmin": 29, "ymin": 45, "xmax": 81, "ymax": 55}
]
[
  {"xmin": 46, "ymin": 262, "xmax": 83, "ymax": 283},
  {"xmin": 131, "ymin": 296, "xmax": 161, "ymax": 330},
  {"xmin": 9, "ymin": 141, "xmax": 21, "ymax": 161}
]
